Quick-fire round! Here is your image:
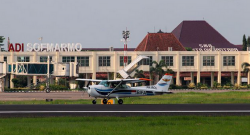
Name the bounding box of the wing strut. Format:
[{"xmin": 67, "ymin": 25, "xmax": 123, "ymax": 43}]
[{"xmin": 106, "ymin": 80, "xmax": 123, "ymax": 98}]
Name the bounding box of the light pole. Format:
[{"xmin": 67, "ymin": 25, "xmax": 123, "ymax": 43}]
[{"xmin": 121, "ymin": 28, "xmax": 130, "ymax": 67}]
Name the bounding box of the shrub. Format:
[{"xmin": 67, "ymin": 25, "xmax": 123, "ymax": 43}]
[
  {"xmin": 169, "ymin": 84, "xmax": 183, "ymax": 89},
  {"xmin": 223, "ymin": 85, "xmax": 231, "ymax": 89},
  {"xmin": 197, "ymin": 83, "xmax": 202, "ymax": 89},
  {"xmin": 187, "ymin": 83, "xmax": 195, "ymax": 89},
  {"xmin": 39, "ymin": 85, "xmax": 45, "ymax": 91},
  {"xmin": 234, "ymin": 83, "xmax": 240, "ymax": 90},
  {"xmin": 240, "ymin": 85, "xmax": 248, "ymax": 89},
  {"xmin": 200, "ymin": 83, "xmax": 208, "ymax": 89},
  {"xmin": 49, "ymin": 84, "xmax": 68, "ymax": 90}
]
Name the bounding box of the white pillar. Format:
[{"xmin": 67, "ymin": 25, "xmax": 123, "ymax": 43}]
[
  {"xmin": 33, "ymin": 76, "xmax": 37, "ymax": 86},
  {"xmin": 217, "ymin": 51, "xmax": 221, "ymax": 84},
  {"xmin": 10, "ymin": 74, "xmax": 14, "ymax": 88},
  {"xmin": 231, "ymin": 72, "xmax": 234, "ymax": 85},
  {"xmin": 5, "ymin": 75, "xmax": 9, "ymax": 88},
  {"xmin": 248, "ymin": 72, "xmax": 250, "ymax": 85},
  {"xmin": 196, "ymin": 51, "xmax": 201, "ymax": 84},
  {"xmin": 191, "ymin": 72, "xmax": 194, "ymax": 83},
  {"xmin": 55, "ymin": 77, "xmax": 59, "ymax": 84},
  {"xmin": 27, "ymin": 76, "xmax": 31, "ymax": 87},
  {"xmin": 211, "ymin": 72, "xmax": 214, "ymax": 87},
  {"xmin": 217, "ymin": 71, "xmax": 221, "ymax": 84},
  {"xmin": 197, "ymin": 71, "xmax": 200, "ymax": 83},
  {"xmin": 176, "ymin": 71, "xmax": 180, "ymax": 85},
  {"xmin": 92, "ymin": 52, "xmax": 97, "ymax": 80},
  {"xmin": 237, "ymin": 71, "xmax": 241, "ymax": 85}
]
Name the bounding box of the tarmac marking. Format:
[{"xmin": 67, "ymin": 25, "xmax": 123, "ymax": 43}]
[{"xmin": 1, "ymin": 110, "xmax": 250, "ymax": 113}]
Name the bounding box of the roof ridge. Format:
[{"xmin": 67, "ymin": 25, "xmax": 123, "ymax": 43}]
[
  {"xmin": 204, "ymin": 21, "xmax": 232, "ymax": 44},
  {"xmin": 144, "ymin": 34, "xmax": 149, "ymax": 51},
  {"xmin": 179, "ymin": 21, "xmax": 184, "ymax": 41},
  {"xmin": 170, "ymin": 33, "xmax": 186, "ymax": 51}
]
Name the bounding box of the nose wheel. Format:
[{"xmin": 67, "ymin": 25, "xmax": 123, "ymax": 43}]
[
  {"xmin": 102, "ymin": 99, "xmax": 108, "ymax": 104},
  {"xmin": 92, "ymin": 100, "xmax": 96, "ymax": 104},
  {"xmin": 118, "ymin": 99, "xmax": 123, "ymax": 104},
  {"xmin": 45, "ymin": 88, "xmax": 50, "ymax": 93}
]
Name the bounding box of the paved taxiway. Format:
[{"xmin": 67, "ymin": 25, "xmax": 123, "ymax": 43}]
[{"xmin": 0, "ymin": 104, "xmax": 250, "ymax": 117}]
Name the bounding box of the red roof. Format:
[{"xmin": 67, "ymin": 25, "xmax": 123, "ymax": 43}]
[
  {"xmin": 171, "ymin": 20, "xmax": 238, "ymax": 50},
  {"xmin": 135, "ymin": 32, "xmax": 186, "ymax": 51}
]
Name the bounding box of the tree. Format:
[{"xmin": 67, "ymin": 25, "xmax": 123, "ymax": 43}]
[
  {"xmin": 165, "ymin": 68, "xmax": 175, "ymax": 74},
  {"xmin": 0, "ymin": 36, "xmax": 5, "ymax": 51},
  {"xmin": 247, "ymin": 36, "xmax": 250, "ymax": 48},
  {"xmin": 133, "ymin": 69, "xmax": 145, "ymax": 78},
  {"xmin": 150, "ymin": 60, "xmax": 167, "ymax": 84},
  {"xmin": 242, "ymin": 35, "xmax": 247, "ymax": 51},
  {"xmin": 241, "ymin": 62, "xmax": 250, "ymax": 75},
  {"xmin": 185, "ymin": 47, "xmax": 192, "ymax": 51}
]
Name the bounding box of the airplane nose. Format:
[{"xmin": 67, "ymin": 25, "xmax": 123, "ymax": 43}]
[{"xmin": 87, "ymin": 87, "xmax": 91, "ymax": 94}]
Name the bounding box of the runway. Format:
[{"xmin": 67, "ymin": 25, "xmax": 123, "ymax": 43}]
[{"xmin": 0, "ymin": 104, "xmax": 250, "ymax": 117}]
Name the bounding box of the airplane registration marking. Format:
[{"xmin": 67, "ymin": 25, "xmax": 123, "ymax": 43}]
[{"xmin": 136, "ymin": 90, "xmax": 146, "ymax": 95}]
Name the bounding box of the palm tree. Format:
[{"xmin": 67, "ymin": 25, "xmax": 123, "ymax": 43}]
[
  {"xmin": 150, "ymin": 60, "xmax": 167, "ymax": 84},
  {"xmin": 165, "ymin": 68, "xmax": 175, "ymax": 74},
  {"xmin": 133, "ymin": 69, "xmax": 145, "ymax": 78},
  {"xmin": 242, "ymin": 62, "xmax": 250, "ymax": 76}
]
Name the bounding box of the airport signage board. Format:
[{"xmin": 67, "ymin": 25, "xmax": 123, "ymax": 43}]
[
  {"xmin": 184, "ymin": 77, "xmax": 191, "ymax": 81},
  {"xmin": 8, "ymin": 43, "xmax": 82, "ymax": 52}
]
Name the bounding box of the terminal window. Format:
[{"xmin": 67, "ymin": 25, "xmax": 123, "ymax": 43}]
[
  {"xmin": 139, "ymin": 56, "xmax": 153, "ymax": 66},
  {"xmin": 120, "ymin": 56, "xmax": 131, "ymax": 66},
  {"xmin": 77, "ymin": 56, "xmax": 89, "ymax": 67},
  {"xmin": 182, "ymin": 56, "xmax": 194, "ymax": 66},
  {"xmin": 203, "ymin": 56, "xmax": 215, "ymax": 66},
  {"xmin": 99, "ymin": 56, "xmax": 110, "ymax": 66},
  {"xmin": 62, "ymin": 56, "xmax": 75, "ymax": 62},
  {"xmin": 40, "ymin": 56, "xmax": 52, "ymax": 62},
  {"xmin": 223, "ymin": 56, "xmax": 235, "ymax": 66},
  {"xmin": 161, "ymin": 56, "xmax": 173, "ymax": 66},
  {"xmin": 17, "ymin": 56, "xmax": 30, "ymax": 62}
]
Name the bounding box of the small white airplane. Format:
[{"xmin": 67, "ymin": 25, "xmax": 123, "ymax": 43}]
[{"xmin": 76, "ymin": 73, "xmax": 173, "ymax": 104}]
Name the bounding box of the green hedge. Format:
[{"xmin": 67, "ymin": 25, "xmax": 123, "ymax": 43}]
[{"xmin": 49, "ymin": 84, "xmax": 68, "ymax": 90}]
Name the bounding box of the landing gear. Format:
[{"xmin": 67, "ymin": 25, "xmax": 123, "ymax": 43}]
[
  {"xmin": 92, "ymin": 100, "xmax": 96, "ymax": 104},
  {"xmin": 45, "ymin": 88, "xmax": 50, "ymax": 93},
  {"xmin": 118, "ymin": 99, "xmax": 123, "ymax": 104},
  {"xmin": 103, "ymin": 99, "xmax": 108, "ymax": 104}
]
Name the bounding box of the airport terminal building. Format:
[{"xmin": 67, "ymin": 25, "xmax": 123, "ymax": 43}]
[{"xmin": 0, "ymin": 20, "xmax": 248, "ymax": 89}]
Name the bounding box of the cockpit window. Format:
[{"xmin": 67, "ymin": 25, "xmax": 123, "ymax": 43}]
[{"xmin": 98, "ymin": 80, "xmax": 109, "ymax": 87}]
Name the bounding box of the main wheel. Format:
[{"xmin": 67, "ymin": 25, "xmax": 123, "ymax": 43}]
[
  {"xmin": 103, "ymin": 99, "xmax": 108, "ymax": 104},
  {"xmin": 92, "ymin": 100, "xmax": 96, "ymax": 104},
  {"xmin": 45, "ymin": 88, "xmax": 50, "ymax": 93},
  {"xmin": 118, "ymin": 99, "xmax": 123, "ymax": 104}
]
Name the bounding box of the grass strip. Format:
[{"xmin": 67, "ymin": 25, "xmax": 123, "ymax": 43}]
[
  {"xmin": 1, "ymin": 91, "xmax": 250, "ymax": 104},
  {"xmin": 0, "ymin": 116, "xmax": 249, "ymax": 135}
]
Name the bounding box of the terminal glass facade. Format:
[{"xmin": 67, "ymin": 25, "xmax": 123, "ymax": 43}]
[
  {"xmin": 62, "ymin": 56, "xmax": 75, "ymax": 62},
  {"xmin": 223, "ymin": 56, "xmax": 235, "ymax": 66},
  {"xmin": 203, "ymin": 56, "xmax": 215, "ymax": 66},
  {"xmin": 120, "ymin": 56, "xmax": 131, "ymax": 66},
  {"xmin": 161, "ymin": 56, "xmax": 173, "ymax": 66},
  {"xmin": 77, "ymin": 56, "xmax": 89, "ymax": 67},
  {"xmin": 182, "ymin": 56, "xmax": 194, "ymax": 66},
  {"xmin": 139, "ymin": 56, "xmax": 153, "ymax": 66},
  {"xmin": 40, "ymin": 56, "xmax": 52, "ymax": 62},
  {"xmin": 17, "ymin": 56, "xmax": 30, "ymax": 62},
  {"xmin": 99, "ymin": 56, "xmax": 110, "ymax": 66}
]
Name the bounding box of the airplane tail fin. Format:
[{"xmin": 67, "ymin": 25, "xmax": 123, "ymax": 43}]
[{"xmin": 155, "ymin": 73, "xmax": 173, "ymax": 92}]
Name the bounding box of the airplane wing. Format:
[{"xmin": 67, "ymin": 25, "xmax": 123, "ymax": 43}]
[
  {"xmin": 108, "ymin": 78, "xmax": 151, "ymax": 83},
  {"xmin": 75, "ymin": 78, "xmax": 102, "ymax": 82}
]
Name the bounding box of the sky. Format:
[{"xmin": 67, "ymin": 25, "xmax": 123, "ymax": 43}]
[{"xmin": 1, "ymin": 0, "xmax": 250, "ymax": 50}]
